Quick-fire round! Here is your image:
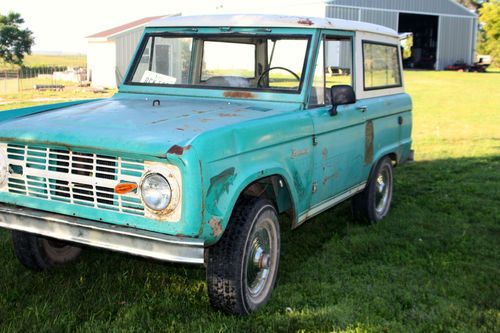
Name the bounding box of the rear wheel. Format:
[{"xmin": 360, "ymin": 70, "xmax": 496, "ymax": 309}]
[
  {"xmin": 11, "ymin": 230, "xmax": 82, "ymax": 271},
  {"xmin": 206, "ymin": 198, "xmax": 280, "ymax": 314},
  {"xmin": 352, "ymin": 156, "xmax": 394, "ymax": 223}
]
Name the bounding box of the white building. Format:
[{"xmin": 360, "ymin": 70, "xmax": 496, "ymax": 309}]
[{"xmin": 86, "ymin": 14, "xmax": 178, "ymax": 88}]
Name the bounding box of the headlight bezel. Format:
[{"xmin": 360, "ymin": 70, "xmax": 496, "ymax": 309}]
[{"xmin": 139, "ymin": 163, "xmax": 182, "ymax": 221}]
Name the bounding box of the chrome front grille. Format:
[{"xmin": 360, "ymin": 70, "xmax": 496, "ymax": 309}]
[{"xmin": 5, "ymin": 144, "xmax": 145, "ymax": 216}]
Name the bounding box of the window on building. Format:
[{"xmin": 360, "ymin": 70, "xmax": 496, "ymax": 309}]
[{"xmin": 363, "ymin": 42, "xmax": 402, "ymax": 90}]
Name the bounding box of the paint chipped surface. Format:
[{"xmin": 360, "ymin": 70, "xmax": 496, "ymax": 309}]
[
  {"xmin": 167, "ymin": 144, "xmax": 192, "ymax": 156},
  {"xmin": 206, "ymin": 167, "xmax": 236, "ymax": 216},
  {"xmin": 208, "ymin": 217, "xmax": 223, "ymax": 237},
  {"xmin": 322, "ymin": 172, "xmax": 339, "ymax": 185},
  {"xmin": 297, "ymin": 18, "xmax": 314, "ymax": 26},
  {"xmin": 219, "ymin": 113, "xmax": 238, "ymax": 118},
  {"xmin": 365, "ymin": 120, "xmax": 374, "ymax": 165},
  {"xmin": 223, "ymin": 91, "xmax": 256, "ymax": 99},
  {"xmin": 322, "ymin": 148, "xmax": 328, "ymax": 161},
  {"xmin": 291, "ymin": 148, "xmax": 309, "ymax": 158}
]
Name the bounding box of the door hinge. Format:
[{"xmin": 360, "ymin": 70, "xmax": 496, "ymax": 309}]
[
  {"xmin": 312, "ymin": 182, "xmax": 318, "ymax": 193},
  {"xmin": 312, "ymin": 135, "xmax": 318, "ymax": 146}
]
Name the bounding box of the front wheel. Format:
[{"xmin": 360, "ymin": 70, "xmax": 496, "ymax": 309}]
[
  {"xmin": 206, "ymin": 198, "xmax": 280, "ymax": 314},
  {"xmin": 352, "ymin": 156, "xmax": 394, "ymax": 223},
  {"xmin": 11, "ymin": 230, "xmax": 82, "ymax": 271}
]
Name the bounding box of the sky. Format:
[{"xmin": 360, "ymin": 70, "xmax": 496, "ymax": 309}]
[{"xmin": 0, "ymin": 0, "xmax": 325, "ymax": 54}]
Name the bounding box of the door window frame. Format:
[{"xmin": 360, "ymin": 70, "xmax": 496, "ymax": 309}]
[{"xmin": 307, "ymin": 30, "xmax": 356, "ymax": 108}]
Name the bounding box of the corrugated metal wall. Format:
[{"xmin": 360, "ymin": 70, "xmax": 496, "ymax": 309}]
[
  {"xmin": 360, "ymin": 9, "xmax": 398, "ymax": 30},
  {"xmin": 114, "ymin": 28, "xmax": 144, "ymax": 84},
  {"xmin": 326, "ymin": 0, "xmax": 477, "ymax": 70},
  {"xmin": 326, "ymin": 6, "xmax": 360, "ymax": 21},
  {"xmin": 328, "ymin": 0, "xmax": 475, "ymax": 17},
  {"xmin": 437, "ymin": 16, "xmax": 475, "ymax": 68}
]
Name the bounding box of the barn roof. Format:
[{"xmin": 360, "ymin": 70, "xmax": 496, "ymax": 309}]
[
  {"xmin": 147, "ymin": 14, "xmax": 399, "ymax": 36},
  {"xmin": 326, "ymin": 0, "xmax": 477, "ymax": 18},
  {"xmin": 86, "ymin": 15, "xmax": 172, "ymax": 39}
]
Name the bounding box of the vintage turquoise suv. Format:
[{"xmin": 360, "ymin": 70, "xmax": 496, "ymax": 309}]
[{"xmin": 0, "ymin": 15, "xmax": 412, "ymax": 314}]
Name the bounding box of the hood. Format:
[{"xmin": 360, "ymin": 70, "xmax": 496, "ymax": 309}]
[{"xmin": 0, "ymin": 95, "xmax": 293, "ymax": 158}]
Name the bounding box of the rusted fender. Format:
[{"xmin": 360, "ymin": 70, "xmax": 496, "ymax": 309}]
[{"xmin": 200, "ymin": 163, "xmax": 300, "ymax": 245}]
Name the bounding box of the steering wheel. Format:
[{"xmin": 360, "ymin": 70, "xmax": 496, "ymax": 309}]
[{"xmin": 257, "ymin": 66, "xmax": 301, "ymax": 88}]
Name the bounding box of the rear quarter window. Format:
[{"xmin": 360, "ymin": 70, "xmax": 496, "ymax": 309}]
[{"xmin": 363, "ymin": 41, "xmax": 402, "ymax": 91}]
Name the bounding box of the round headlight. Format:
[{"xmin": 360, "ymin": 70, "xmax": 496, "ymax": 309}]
[{"xmin": 140, "ymin": 173, "xmax": 172, "ymax": 211}]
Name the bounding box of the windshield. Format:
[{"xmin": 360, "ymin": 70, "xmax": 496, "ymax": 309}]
[{"xmin": 126, "ymin": 34, "xmax": 310, "ymax": 93}]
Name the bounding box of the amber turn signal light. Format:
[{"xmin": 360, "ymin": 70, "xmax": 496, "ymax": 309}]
[{"xmin": 114, "ymin": 183, "xmax": 138, "ymax": 194}]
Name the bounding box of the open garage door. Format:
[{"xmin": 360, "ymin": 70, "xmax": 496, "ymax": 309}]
[{"xmin": 398, "ymin": 13, "xmax": 439, "ymax": 70}]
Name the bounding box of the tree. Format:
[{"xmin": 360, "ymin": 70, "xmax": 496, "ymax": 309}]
[
  {"xmin": 457, "ymin": 0, "xmax": 483, "ymax": 11},
  {"xmin": 478, "ymin": 0, "xmax": 500, "ymax": 65},
  {"xmin": 0, "ymin": 12, "xmax": 34, "ymax": 65}
]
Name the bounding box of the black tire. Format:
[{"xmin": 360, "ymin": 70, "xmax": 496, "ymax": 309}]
[
  {"xmin": 11, "ymin": 230, "xmax": 82, "ymax": 271},
  {"xmin": 206, "ymin": 198, "xmax": 280, "ymax": 315},
  {"xmin": 352, "ymin": 156, "xmax": 394, "ymax": 223}
]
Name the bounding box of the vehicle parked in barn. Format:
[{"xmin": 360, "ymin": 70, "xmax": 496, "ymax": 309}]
[{"xmin": 0, "ymin": 15, "xmax": 413, "ymax": 314}]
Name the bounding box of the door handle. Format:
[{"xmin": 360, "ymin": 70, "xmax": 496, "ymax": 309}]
[{"xmin": 356, "ymin": 106, "xmax": 368, "ymax": 112}]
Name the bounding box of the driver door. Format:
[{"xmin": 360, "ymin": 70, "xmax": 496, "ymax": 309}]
[{"xmin": 308, "ymin": 33, "xmax": 367, "ymax": 209}]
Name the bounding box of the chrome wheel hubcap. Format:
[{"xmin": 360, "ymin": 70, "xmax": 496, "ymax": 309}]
[
  {"xmin": 375, "ymin": 167, "xmax": 391, "ymax": 215},
  {"xmin": 247, "ymin": 228, "xmax": 271, "ymax": 296},
  {"xmin": 246, "ymin": 216, "xmax": 278, "ymax": 302}
]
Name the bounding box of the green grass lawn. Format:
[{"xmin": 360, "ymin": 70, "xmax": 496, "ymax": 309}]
[{"xmin": 0, "ymin": 71, "xmax": 499, "ymax": 332}]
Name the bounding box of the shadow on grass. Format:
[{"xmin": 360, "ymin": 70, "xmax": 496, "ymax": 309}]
[{"xmin": 0, "ymin": 155, "xmax": 498, "ymax": 331}]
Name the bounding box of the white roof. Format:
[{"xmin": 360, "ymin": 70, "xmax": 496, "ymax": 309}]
[{"xmin": 147, "ymin": 14, "xmax": 398, "ymax": 37}]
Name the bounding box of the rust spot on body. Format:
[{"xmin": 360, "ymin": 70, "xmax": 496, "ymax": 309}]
[
  {"xmin": 166, "ymin": 144, "xmax": 192, "ymax": 156},
  {"xmin": 209, "ymin": 217, "xmax": 223, "ymax": 237},
  {"xmin": 297, "ymin": 18, "xmax": 314, "ymax": 26},
  {"xmin": 322, "ymin": 148, "xmax": 328, "ymax": 161},
  {"xmin": 151, "ymin": 118, "xmax": 170, "ymax": 124},
  {"xmin": 291, "ymin": 148, "xmax": 309, "ymax": 159},
  {"xmin": 223, "ymin": 91, "xmax": 255, "ymax": 99},
  {"xmin": 365, "ymin": 120, "xmax": 374, "ymax": 165},
  {"xmin": 322, "ymin": 172, "xmax": 339, "ymax": 185},
  {"xmin": 219, "ymin": 113, "xmax": 238, "ymax": 118}
]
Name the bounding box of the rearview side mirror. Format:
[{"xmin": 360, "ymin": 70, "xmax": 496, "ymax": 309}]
[{"xmin": 330, "ymin": 85, "xmax": 356, "ymax": 116}]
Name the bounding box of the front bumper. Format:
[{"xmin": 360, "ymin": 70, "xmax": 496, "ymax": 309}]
[{"xmin": 0, "ymin": 204, "xmax": 205, "ymax": 264}]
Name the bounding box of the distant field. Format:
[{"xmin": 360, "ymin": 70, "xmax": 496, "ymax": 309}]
[{"xmin": 0, "ymin": 54, "xmax": 86, "ymax": 70}]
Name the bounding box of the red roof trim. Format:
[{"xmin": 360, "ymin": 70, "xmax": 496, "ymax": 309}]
[{"xmin": 87, "ymin": 15, "xmax": 166, "ymax": 38}]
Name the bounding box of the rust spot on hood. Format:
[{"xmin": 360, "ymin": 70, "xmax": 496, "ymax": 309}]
[
  {"xmin": 166, "ymin": 144, "xmax": 192, "ymax": 156},
  {"xmin": 219, "ymin": 113, "xmax": 238, "ymax": 118},
  {"xmin": 209, "ymin": 217, "xmax": 223, "ymax": 237},
  {"xmin": 223, "ymin": 91, "xmax": 255, "ymax": 99},
  {"xmin": 297, "ymin": 18, "xmax": 314, "ymax": 26}
]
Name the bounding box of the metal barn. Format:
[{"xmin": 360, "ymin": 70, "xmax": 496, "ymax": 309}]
[
  {"xmin": 326, "ymin": 0, "xmax": 478, "ymax": 70},
  {"xmin": 86, "ymin": 15, "xmax": 178, "ymax": 88}
]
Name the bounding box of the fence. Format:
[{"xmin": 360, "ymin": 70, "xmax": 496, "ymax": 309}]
[{"xmin": 0, "ymin": 67, "xmax": 87, "ymax": 95}]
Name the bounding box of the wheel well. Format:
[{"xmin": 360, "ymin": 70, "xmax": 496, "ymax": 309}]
[
  {"xmin": 387, "ymin": 152, "xmax": 398, "ymax": 166},
  {"xmin": 240, "ymin": 175, "xmax": 295, "ymax": 226}
]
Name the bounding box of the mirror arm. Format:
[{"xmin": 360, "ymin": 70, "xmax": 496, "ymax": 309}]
[{"xmin": 329, "ymin": 104, "xmax": 338, "ymax": 116}]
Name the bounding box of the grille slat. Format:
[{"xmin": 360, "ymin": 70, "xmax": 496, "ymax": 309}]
[{"xmin": 6, "ymin": 144, "xmax": 145, "ymax": 217}]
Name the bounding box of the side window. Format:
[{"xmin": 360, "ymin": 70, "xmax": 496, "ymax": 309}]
[
  {"xmin": 309, "ymin": 36, "xmax": 353, "ymax": 107},
  {"xmin": 363, "ymin": 42, "xmax": 402, "ymax": 90}
]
